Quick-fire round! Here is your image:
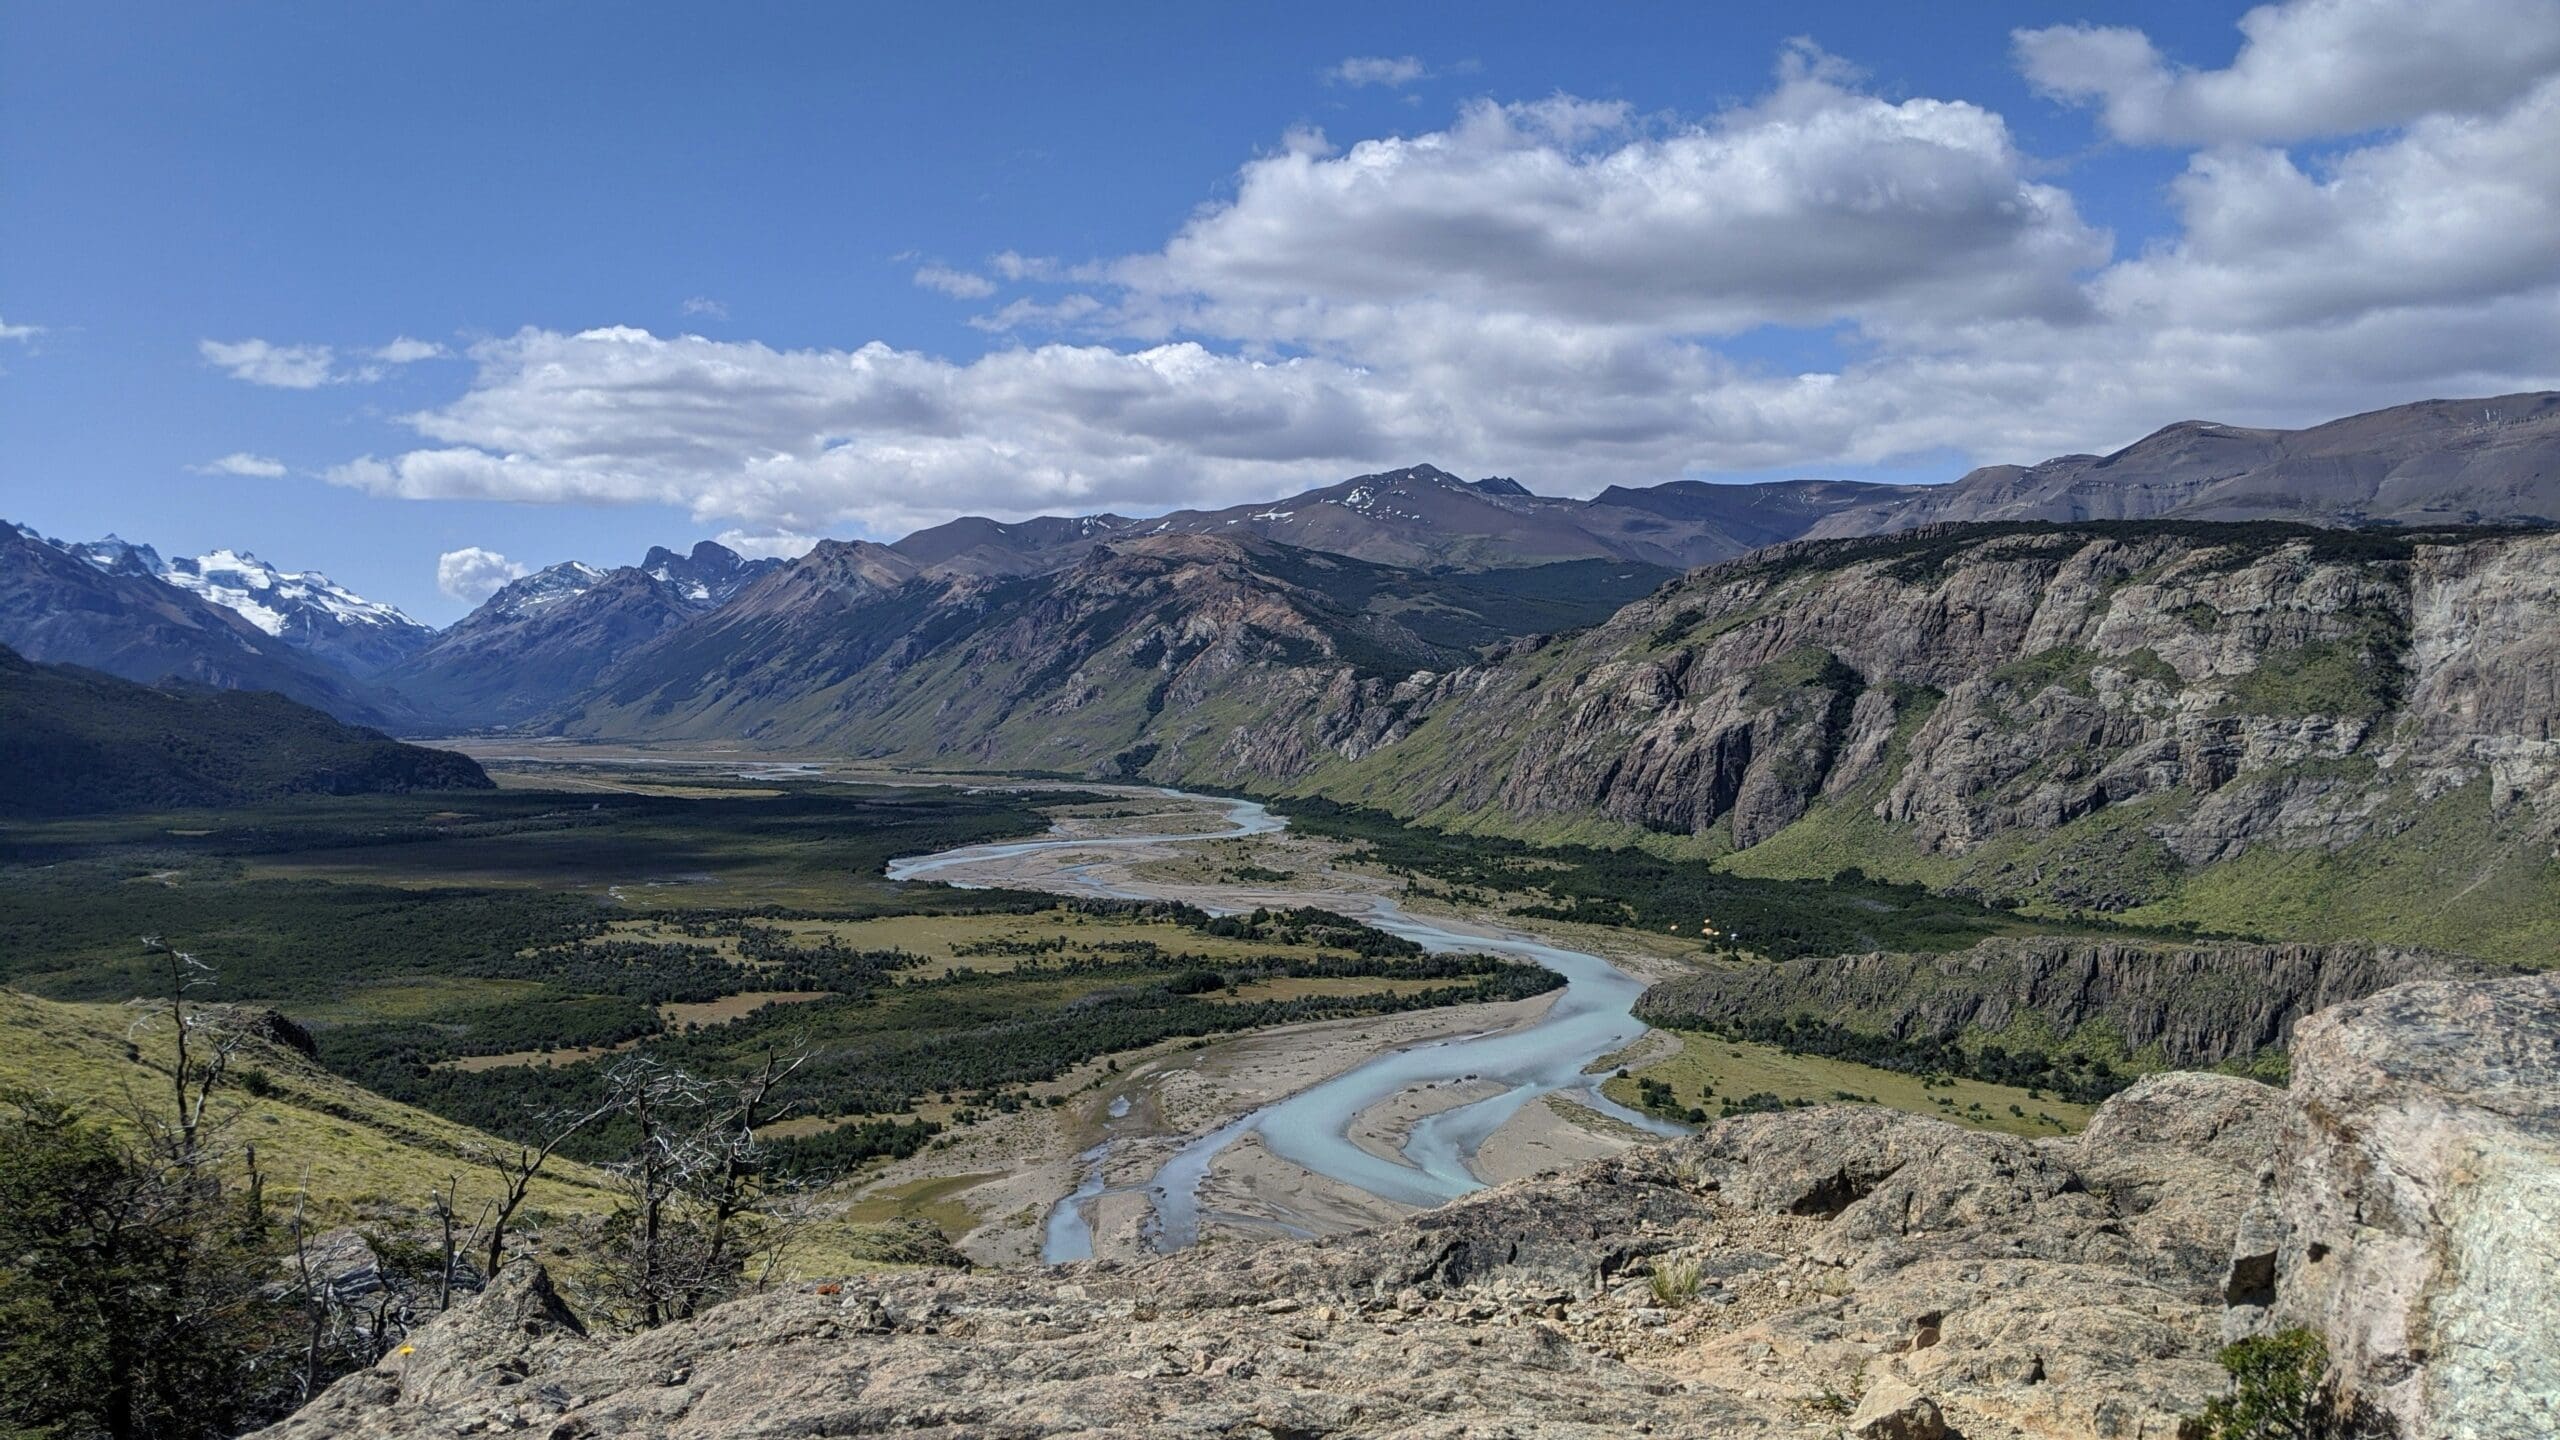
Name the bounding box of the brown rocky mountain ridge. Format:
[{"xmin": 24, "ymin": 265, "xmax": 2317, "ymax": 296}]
[
  {"xmin": 527, "ymin": 518, "xmax": 2560, "ymax": 962},
  {"xmin": 1807, "ymin": 392, "xmax": 2560, "ymax": 538}
]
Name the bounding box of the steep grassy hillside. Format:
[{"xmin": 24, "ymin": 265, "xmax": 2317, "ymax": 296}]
[{"xmin": 0, "ymin": 987, "xmax": 617, "ymax": 1221}]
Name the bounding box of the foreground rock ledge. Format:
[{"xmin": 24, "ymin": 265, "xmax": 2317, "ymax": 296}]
[
  {"xmin": 2231, "ymin": 969, "xmax": 2560, "ymax": 1440},
  {"xmin": 257, "ymin": 971, "xmax": 2558, "ymax": 1440},
  {"xmin": 261, "ymin": 1070, "xmax": 2285, "ymax": 1440}
]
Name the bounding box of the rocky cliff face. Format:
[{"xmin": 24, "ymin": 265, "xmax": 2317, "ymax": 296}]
[
  {"xmin": 1636, "ymin": 935, "xmax": 2501, "ymax": 1070},
  {"xmin": 2228, "ymin": 969, "xmax": 2559, "ymax": 1440},
  {"xmin": 1310, "ymin": 523, "xmax": 2560, "ymax": 935}
]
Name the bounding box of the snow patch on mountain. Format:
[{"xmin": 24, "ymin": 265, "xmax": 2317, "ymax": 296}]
[{"xmin": 478, "ymin": 561, "xmax": 610, "ymax": 621}]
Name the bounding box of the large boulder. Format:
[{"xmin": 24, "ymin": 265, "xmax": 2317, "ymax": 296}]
[{"xmin": 2231, "ymin": 970, "xmax": 2560, "ymax": 1439}]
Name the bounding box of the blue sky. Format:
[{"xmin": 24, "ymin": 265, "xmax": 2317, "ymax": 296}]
[{"xmin": 5, "ymin": 1, "xmax": 2558, "ymax": 622}]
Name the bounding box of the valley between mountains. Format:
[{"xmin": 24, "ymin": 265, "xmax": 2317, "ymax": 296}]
[{"xmin": 5, "ymin": 391, "xmax": 2558, "ymax": 1438}]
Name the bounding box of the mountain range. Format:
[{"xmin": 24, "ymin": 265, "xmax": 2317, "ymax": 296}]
[
  {"xmin": 0, "ymin": 524, "xmax": 412, "ymax": 726},
  {"xmin": 379, "ymin": 541, "xmax": 783, "ymax": 728},
  {"xmin": 5, "ymin": 392, "xmax": 2557, "ymax": 778}
]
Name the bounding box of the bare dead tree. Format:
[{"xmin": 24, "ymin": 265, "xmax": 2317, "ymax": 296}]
[
  {"xmin": 132, "ymin": 937, "xmax": 249, "ymax": 1171},
  {"xmin": 596, "ymin": 1055, "xmax": 717, "ymax": 1328},
  {"xmin": 425, "ymin": 1174, "xmax": 488, "ymax": 1311},
  {"xmin": 472, "ymin": 1099, "xmax": 608, "ymax": 1282},
  {"xmin": 680, "ymin": 1048, "xmax": 807, "ymax": 1320},
  {"xmin": 285, "ymin": 1193, "xmax": 330, "ymax": 1404}
]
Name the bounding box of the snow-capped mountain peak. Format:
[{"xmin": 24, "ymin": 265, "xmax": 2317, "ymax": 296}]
[
  {"xmin": 477, "ymin": 561, "xmax": 609, "ymax": 621},
  {"xmin": 9, "ymin": 523, "xmax": 435, "ymax": 675},
  {"xmin": 157, "ymin": 547, "xmax": 425, "ymax": 642},
  {"xmin": 65, "ymin": 533, "xmax": 168, "ymax": 577}
]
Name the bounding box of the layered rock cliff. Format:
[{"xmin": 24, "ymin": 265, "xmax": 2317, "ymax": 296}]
[
  {"xmin": 1636, "ymin": 935, "xmax": 2502, "ymax": 1071},
  {"xmin": 1303, "ymin": 522, "xmax": 2560, "ymax": 957}
]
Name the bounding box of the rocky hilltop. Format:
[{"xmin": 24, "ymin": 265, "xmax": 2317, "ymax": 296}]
[{"xmin": 257, "ymin": 970, "xmax": 2558, "ymax": 1440}]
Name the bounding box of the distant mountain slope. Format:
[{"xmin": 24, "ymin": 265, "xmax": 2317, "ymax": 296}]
[
  {"xmin": 556, "ymin": 536, "xmax": 1672, "ymax": 771},
  {"xmin": 1808, "ymin": 393, "xmax": 2560, "ymax": 537},
  {"xmin": 383, "ymin": 541, "xmax": 780, "ymax": 729},
  {"xmin": 20, "ymin": 524, "xmax": 436, "ymax": 675},
  {"xmin": 0, "ymin": 644, "xmax": 490, "ymax": 815},
  {"xmin": 1580, "ymin": 478, "xmax": 1921, "ymax": 559},
  {"xmin": 880, "ymin": 466, "xmax": 1922, "ymax": 579},
  {"xmin": 0, "ymin": 525, "xmax": 409, "ymax": 725},
  {"xmin": 888, "ymin": 513, "xmax": 1137, "ymax": 577}
]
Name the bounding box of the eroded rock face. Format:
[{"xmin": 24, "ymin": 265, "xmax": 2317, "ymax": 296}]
[
  {"xmin": 1638, "ymin": 935, "xmax": 2502, "ymax": 1071},
  {"xmin": 1332, "ymin": 526, "xmax": 2560, "ymax": 905},
  {"xmin": 2231, "ymin": 970, "xmax": 2560, "ymax": 1440},
  {"xmin": 257, "ymin": 1077, "xmax": 2284, "ymax": 1440}
]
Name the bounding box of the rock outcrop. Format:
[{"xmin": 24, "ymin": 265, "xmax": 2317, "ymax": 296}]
[
  {"xmin": 1637, "ymin": 935, "xmax": 2501, "ymax": 1070},
  {"xmin": 259, "ymin": 1074, "xmax": 2286, "ymax": 1440},
  {"xmin": 2229, "ymin": 969, "xmax": 2560, "ymax": 1439}
]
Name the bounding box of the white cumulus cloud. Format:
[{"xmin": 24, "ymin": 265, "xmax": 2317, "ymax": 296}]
[
  {"xmin": 1326, "ymin": 55, "xmax": 1429, "ymax": 88},
  {"xmin": 435, "ymin": 546, "xmax": 532, "ymax": 603},
  {"xmin": 192, "ymin": 453, "xmax": 288, "ymax": 478},
  {"xmin": 200, "ymin": 338, "xmax": 339, "ymax": 389},
  {"xmin": 1128, "ymin": 59, "xmax": 2105, "ymax": 343},
  {"xmin": 714, "ymin": 529, "xmax": 824, "ymax": 561},
  {"xmin": 298, "ymin": 33, "xmax": 2560, "ymax": 537},
  {"xmin": 0, "ymin": 314, "xmax": 42, "ymax": 343},
  {"xmin": 372, "ymin": 336, "xmax": 449, "ymax": 364},
  {"xmin": 2016, "ymin": 0, "xmax": 2560, "ymax": 144},
  {"xmin": 913, "ymin": 265, "xmax": 998, "ymax": 299},
  {"xmin": 202, "ymin": 335, "xmax": 448, "ymax": 387}
]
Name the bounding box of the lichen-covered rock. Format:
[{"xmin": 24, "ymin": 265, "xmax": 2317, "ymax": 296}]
[
  {"xmin": 1847, "ymin": 1377, "xmax": 1947, "ymax": 1439},
  {"xmin": 2231, "ymin": 969, "xmax": 2560, "ymax": 1440}
]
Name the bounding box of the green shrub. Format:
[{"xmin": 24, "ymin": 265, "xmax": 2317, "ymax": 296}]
[{"xmin": 2195, "ymin": 1328, "xmax": 2328, "ymax": 1439}]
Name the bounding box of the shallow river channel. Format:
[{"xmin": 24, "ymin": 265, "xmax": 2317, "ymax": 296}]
[{"xmin": 886, "ymin": 790, "xmax": 1685, "ymax": 1261}]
